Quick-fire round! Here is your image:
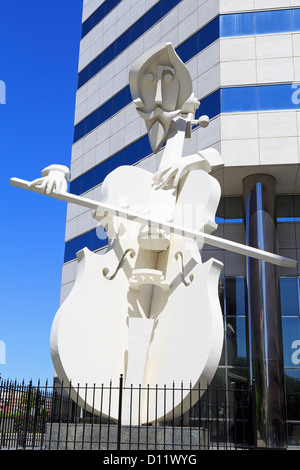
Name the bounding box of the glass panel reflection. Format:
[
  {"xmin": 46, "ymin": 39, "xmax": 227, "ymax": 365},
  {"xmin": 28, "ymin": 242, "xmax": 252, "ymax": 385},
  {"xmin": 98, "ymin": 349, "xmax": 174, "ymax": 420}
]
[
  {"xmin": 225, "ymin": 278, "xmax": 247, "ymax": 316},
  {"xmin": 226, "ymin": 317, "xmax": 248, "ymax": 366},
  {"xmin": 285, "ymin": 369, "xmax": 300, "ymax": 421},
  {"xmin": 280, "ymin": 278, "xmax": 300, "ymax": 316}
]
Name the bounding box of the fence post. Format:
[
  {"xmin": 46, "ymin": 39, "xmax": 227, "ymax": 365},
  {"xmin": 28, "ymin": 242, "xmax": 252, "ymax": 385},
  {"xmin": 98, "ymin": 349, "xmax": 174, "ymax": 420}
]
[
  {"xmin": 117, "ymin": 374, "xmax": 123, "ymax": 450},
  {"xmin": 251, "ymin": 378, "xmax": 257, "ymax": 449},
  {"xmin": 22, "ymin": 380, "xmax": 32, "ymax": 450}
]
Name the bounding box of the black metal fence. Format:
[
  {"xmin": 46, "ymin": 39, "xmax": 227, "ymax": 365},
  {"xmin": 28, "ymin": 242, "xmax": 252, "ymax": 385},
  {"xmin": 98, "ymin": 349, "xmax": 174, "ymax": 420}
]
[{"xmin": 0, "ymin": 376, "xmax": 256, "ymax": 450}]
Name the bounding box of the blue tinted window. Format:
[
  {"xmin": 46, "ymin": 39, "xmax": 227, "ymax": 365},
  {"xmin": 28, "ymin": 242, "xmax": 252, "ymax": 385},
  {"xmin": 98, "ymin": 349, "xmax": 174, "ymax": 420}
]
[
  {"xmin": 221, "ymin": 86, "xmax": 257, "ymax": 113},
  {"xmin": 285, "ymin": 370, "xmax": 300, "ymax": 421},
  {"xmin": 257, "ymin": 84, "xmax": 299, "ymax": 111},
  {"xmin": 69, "ymin": 135, "xmax": 153, "ymax": 195},
  {"xmin": 64, "ymin": 229, "xmax": 107, "ymax": 263},
  {"xmin": 220, "ymin": 12, "xmax": 255, "ymax": 37},
  {"xmin": 81, "ymin": 0, "xmax": 123, "ymax": 38},
  {"xmin": 226, "ymin": 316, "xmax": 248, "ymax": 366},
  {"xmin": 176, "ymin": 17, "xmax": 220, "ymax": 63},
  {"xmin": 295, "ymin": 196, "xmax": 300, "ymax": 218},
  {"xmin": 225, "ymin": 278, "xmax": 247, "ymax": 316},
  {"xmin": 216, "ymin": 197, "xmax": 243, "ymax": 223},
  {"xmin": 78, "ymin": 0, "xmax": 182, "ymax": 89},
  {"xmin": 276, "ymin": 196, "xmax": 295, "ymax": 221},
  {"xmin": 282, "ymin": 317, "xmax": 300, "ymax": 367},
  {"xmin": 280, "ymin": 278, "xmax": 300, "ymax": 316},
  {"xmin": 291, "ymin": 8, "xmax": 300, "ymax": 31},
  {"xmin": 255, "ymin": 9, "xmax": 291, "ymax": 35},
  {"xmin": 74, "ymin": 86, "xmax": 131, "ymax": 143},
  {"xmin": 196, "ymin": 89, "xmax": 221, "ymax": 120}
]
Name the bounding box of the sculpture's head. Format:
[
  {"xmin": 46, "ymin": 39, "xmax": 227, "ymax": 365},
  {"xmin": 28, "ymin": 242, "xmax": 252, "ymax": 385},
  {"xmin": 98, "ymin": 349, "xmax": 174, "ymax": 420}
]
[{"xmin": 129, "ymin": 43, "xmax": 199, "ymax": 153}]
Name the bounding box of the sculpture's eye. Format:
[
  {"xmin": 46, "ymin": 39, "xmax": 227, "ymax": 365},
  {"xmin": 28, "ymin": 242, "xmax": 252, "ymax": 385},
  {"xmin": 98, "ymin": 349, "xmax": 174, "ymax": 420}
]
[
  {"xmin": 164, "ymin": 72, "xmax": 173, "ymax": 82},
  {"xmin": 146, "ymin": 73, "xmax": 154, "ymax": 82}
]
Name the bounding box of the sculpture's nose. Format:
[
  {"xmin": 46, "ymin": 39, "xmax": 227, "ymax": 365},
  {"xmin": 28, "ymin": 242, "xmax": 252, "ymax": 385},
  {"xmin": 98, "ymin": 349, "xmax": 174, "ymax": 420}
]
[{"xmin": 154, "ymin": 79, "xmax": 163, "ymax": 106}]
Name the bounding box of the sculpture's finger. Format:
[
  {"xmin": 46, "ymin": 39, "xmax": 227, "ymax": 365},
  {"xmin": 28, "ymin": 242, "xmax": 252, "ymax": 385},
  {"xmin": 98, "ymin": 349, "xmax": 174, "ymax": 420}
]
[
  {"xmin": 53, "ymin": 182, "xmax": 60, "ymax": 195},
  {"xmin": 161, "ymin": 168, "xmax": 177, "ymax": 187},
  {"xmin": 39, "ymin": 178, "xmax": 49, "ymax": 193},
  {"xmin": 41, "ymin": 179, "xmax": 54, "ymax": 195},
  {"xmin": 173, "ymin": 167, "xmax": 186, "ymax": 188},
  {"xmin": 153, "ymin": 167, "xmax": 169, "ymax": 185}
]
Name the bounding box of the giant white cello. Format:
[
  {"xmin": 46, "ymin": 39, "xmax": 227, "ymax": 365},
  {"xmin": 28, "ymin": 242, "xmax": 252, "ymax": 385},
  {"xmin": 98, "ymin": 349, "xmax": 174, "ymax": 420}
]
[{"xmin": 11, "ymin": 43, "xmax": 296, "ymax": 425}]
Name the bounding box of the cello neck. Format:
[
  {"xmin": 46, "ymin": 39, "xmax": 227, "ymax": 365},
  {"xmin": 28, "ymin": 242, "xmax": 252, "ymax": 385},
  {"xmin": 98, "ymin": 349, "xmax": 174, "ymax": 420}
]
[{"xmin": 157, "ymin": 117, "xmax": 187, "ymax": 172}]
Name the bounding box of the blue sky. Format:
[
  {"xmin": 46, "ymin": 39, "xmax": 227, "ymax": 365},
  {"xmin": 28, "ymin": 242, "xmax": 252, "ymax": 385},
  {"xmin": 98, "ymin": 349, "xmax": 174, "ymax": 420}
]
[{"xmin": 0, "ymin": 0, "xmax": 83, "ymax": 383}]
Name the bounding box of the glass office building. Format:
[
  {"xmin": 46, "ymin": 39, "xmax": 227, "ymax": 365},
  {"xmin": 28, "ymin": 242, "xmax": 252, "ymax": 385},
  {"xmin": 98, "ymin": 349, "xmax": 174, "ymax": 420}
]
[{"xmin": 60, "ymin": 0, "xmax": 300, "ymax": 448}]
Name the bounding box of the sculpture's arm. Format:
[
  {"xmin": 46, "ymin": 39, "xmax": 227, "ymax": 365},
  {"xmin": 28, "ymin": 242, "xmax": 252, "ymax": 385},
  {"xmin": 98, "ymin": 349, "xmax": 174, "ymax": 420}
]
[
  {"xmin": 153, "ymin": 148, "xmax": 224, "ymax": 188},
  {"xmin": 28, "ymin": 164, "xmax": 70, "ymax": 195}
]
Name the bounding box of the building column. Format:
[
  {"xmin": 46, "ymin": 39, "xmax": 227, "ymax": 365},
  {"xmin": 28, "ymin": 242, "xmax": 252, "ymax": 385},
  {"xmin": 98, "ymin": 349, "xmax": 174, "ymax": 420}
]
[{"xmin": 243, "ymin": 174, "xmax": 287, "ymax": 449}]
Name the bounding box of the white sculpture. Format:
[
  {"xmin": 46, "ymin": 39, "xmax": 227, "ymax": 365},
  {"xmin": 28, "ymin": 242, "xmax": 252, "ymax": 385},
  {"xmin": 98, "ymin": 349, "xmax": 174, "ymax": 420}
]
[{"xmin": 10, "ymin": 43, "xmax": 296, "ymax": 425}]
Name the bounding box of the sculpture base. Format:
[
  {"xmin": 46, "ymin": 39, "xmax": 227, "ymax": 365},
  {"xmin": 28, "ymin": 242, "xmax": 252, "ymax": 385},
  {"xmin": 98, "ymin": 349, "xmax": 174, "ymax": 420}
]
[{"xmin": 45, "ymin": 423, "xmax": 209, "ymax": 450}]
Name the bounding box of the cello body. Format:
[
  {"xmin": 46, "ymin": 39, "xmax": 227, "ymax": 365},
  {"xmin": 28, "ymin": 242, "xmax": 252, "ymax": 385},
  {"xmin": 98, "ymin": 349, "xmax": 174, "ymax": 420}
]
[{"xmin": 50, "ymin": 162, "xmax": 224, "ymax": 424}]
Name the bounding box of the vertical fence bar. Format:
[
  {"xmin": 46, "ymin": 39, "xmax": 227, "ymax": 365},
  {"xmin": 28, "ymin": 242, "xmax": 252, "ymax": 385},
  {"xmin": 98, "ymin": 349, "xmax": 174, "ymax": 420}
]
[
  {"xmin": 163, "ymin": 384, "xmax": 166, "ymax": 450},
  {"xmin": 117, "ymin": 374, "xmax": 123, "ymax": 451},
  {"xmin": 73, "ymin": 383, "xmax": 80, "ymax": 450},
  {"xmin": 138, "ymin": 384, "xmax": 141, "ymax": 450},
  {"xmin": 128, "ymin": 384, "xmax": 133, "ymax": 451},
  {"xmin": 98, "ymin": 383, "xmax": 104, "ymax": 450},
  {"xmin": 197, "ymin": 382, "xmax": 201, "ymax": 449},
  {"xmin": 224, "ymin": 385, "xmax": 228, "ymax": 450},
  {"xmin": 216, "ymin": 386, "xmax": 219, "ymax": 450},
  {"xmin": 233, "ymin": 387, "xmax": 237, "ymax": 450},
  {"xmin": 180, "ymin": 381, "xmax": 184, "ymax": 449},
  {"xmin": 107, "ymin": 381, "xmax": 112, "ymax": 450},
  {"xmin": 241, "ymin": 384, "xmax": 246, "ymax": 448},
  {"xmin": 8, "ymin": 380, "xmax": 16, "ymax": 449},
  {"xmin": 251, "ymin": 378, "xmax": 257, "ymax": 449},
  {"xmin": 90, "ymin": 383, "xmax": 96, "ymax": 450},
  {"xmin": 207, "ymin": 383, "xmax": 211, "ymax": 450},
  {"xmin": 64, "ymin": 381, "xmax": 72, "ymax": 450},
  {"xmin": 56, "ymin": 381, "xmax": 64, "ymax": 450},
  {"xmin": 190, "ymin": 382, "xmax": 193, "ymax": 450},
  {"xmin": 2, "ymin": 380, "xmax": 11, "ymax": 448},
  {"xmin": 31, "ymin": 380, "xmax": 40, "ymax": 449},
  {"xmin": 22, "ymin": 380, "xmax": 32, "ymax": 450},
  {"xmin": 155, "ymin": 384, "xmax": 158, "ymax": 451},
  {"xmin": 47, "ymin": 382, "xmax": 55, "ymax": 450},
  {"xmin": 146, "ymin": 384, "xmax": 150, "ymax": 451},
  {"xmin": 40, "ymin": 380, "xmax": 48, "ymax": 450}
]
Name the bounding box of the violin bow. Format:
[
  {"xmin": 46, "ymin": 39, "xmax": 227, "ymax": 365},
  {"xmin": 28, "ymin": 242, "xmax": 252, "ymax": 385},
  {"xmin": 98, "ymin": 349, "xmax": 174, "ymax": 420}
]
[{"xmin": 10, "ymin": 177, "xmax": 297, "ymax": 269}]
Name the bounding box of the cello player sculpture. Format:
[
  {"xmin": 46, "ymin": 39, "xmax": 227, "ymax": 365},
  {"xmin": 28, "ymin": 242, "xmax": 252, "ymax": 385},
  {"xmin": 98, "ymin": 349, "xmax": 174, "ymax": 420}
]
[{"xmin": 10, "ymin": 43, "xmax": 296, "ymax": 425}]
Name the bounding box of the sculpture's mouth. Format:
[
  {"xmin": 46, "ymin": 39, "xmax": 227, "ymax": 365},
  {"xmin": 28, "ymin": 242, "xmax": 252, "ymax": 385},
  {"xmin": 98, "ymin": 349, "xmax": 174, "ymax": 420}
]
[
  {"xmin": 137, "ymin": 107, "xmax": 181, "ymax": 122},
  {"xmin": 137, "ymin": 107, "xmax": 181, "ymax": 153}
]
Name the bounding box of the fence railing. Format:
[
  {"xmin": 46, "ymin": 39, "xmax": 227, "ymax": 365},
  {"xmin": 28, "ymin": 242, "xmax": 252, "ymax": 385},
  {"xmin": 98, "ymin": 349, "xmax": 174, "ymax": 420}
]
[{"xmin": 0, "ymin": 376, "xmax": 256, "ymax": 450}]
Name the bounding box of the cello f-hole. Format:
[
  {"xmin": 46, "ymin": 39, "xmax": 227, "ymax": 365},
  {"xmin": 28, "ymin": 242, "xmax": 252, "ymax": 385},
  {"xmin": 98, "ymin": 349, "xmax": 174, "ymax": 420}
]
[
  {"xmin": 102, "ymin": 249, "xmax": 136, "ymax": 280},
  {"xmin": 175, "ymin": 251, "xmax": 194, "ymax": 286}
]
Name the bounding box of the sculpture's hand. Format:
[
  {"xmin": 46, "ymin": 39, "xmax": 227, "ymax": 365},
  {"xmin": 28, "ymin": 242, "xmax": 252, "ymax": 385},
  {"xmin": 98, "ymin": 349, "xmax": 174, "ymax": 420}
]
[
  {"xmin": 153, "ymin": 153, "xmax": 206, "ymax": 189},
  {"xmin": 29, "ymin": 165, "xmax": 70, "ymax": 195},
  {"xmin": 153, "ymin": 148, "xmax": 224, "ymax": 189}
]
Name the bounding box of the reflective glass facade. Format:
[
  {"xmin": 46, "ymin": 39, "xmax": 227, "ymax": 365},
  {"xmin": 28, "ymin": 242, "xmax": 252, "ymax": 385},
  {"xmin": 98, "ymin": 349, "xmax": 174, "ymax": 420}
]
[
  {"xmin": 201, "ymin": 195, "xmax": 300, "ymax": 445},
  {"xmin": 211, "ymin": 274, "xmax": 300, "ymax": 445}
]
